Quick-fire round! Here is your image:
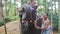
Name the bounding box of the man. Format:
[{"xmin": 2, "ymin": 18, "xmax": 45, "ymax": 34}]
[
  {"xmin": 40, "ymin": 13, "xmax": 53, "ymax": 34},
  {"xmin": 34, "ymin": 13, "xmax": 53, "ymax": 34}
]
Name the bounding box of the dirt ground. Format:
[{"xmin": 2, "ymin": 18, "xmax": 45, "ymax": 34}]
[
  {"xmin": 0, "ymin": 21, "xmax": 21, "ymax": 34},
  {"xmin": 0, "ymin": 21, "xmax": 59, "ymax": 34}
]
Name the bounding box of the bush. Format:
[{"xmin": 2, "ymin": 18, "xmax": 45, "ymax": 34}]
[
  {"xmin": 47, "ymin": 11, "xmax": 58, "ymax": 31},
  {"xmin": 52, "ymin": 13, "xmax": 59, "ymax": 31},
  {"xmin": 4, "ymin": 17, "xmax": 11, "ymax": 23},
  {"xmin": 0, "ymin": 20, "xmax": 4, "ymax": 26}
]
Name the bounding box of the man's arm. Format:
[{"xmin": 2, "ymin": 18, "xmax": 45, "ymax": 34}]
[{"xmin": 34, "ymin": 18, "xmax": 41, "ymax": 29}]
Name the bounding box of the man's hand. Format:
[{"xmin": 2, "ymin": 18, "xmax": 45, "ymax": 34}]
[{"xmin": 35, "ymin": 26, "xmax": 41, "ymax": 30}]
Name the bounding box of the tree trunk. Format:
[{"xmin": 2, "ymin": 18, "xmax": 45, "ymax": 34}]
[
  {"xmin": 58, "ymin": 0, "xmax": 60, "ymax": 34},
  {"xmin": 0, "ymin": 0, "xmax": 3, "ymax": 21},
  {"xmin": 0, "ymin": 0, "xmax": 7, "ymax": 34}
]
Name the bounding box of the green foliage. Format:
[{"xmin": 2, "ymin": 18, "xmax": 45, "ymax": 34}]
[
  {"xmin": 0, "ymin": 20, "xmax": 4, "ymax": 26},
  {"xmin": 3, "ymin": 0, "xmax": 19, "ymax": 21},
  {"xmin": 52, "ymin": 13, "xmax": 59, "ymax": 31},
  {"xmin": 0, "ymin": 0, "xmax": 19, "ymax": 26},
  {"xmin": 23, "ymin": 0, "xmax": 28, "ymax": 4},
  {"xmin": 4, "ymin": 17, "xmax": 11, "ymax": 22},
  {"xmin": 46, "ymin": 11, "xmax": 59, "ymax": 31}
]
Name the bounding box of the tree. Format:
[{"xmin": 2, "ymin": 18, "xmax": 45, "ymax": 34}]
[
  {"xmin": 0, "ymin": 0, "xmax": 3, "ymax": 21},
  {"xmin": 0, "ymin": 0, "xmax": 7, "ymax": 34},
  {"xmin": 58, "ymin": 0, "xmax": 60, "ymax": 34}
]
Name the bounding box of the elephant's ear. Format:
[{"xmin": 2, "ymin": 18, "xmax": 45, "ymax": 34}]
[{"xmin": 17, "ymin": 7, "xmax": 23, "ymax": 12}]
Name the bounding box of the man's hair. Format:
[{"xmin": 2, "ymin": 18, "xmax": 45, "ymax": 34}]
[{"xmin": 45, "ymin": 12, "xmax": 48, "ymax": 16}]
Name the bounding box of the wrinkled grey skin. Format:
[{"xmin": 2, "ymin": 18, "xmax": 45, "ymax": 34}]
[{"xmin": 18, "ymin": 4, "xmax": 36, "ymax": 34}]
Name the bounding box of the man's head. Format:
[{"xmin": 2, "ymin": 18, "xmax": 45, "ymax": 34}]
[
  {"xmin": 43, "ymin": 12, "xmax": 48, "ymax": 20},
  {"xmin": 28, "ymin": 0, "xmax": 36, "ymax": 5},
  {"xmin": 27, "ymin": 0, "xmax": 38, "ymax": 9}
]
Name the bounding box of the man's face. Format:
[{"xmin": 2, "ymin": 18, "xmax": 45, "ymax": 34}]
[
  {"xmin": 31, "ymin": 2, "xmax": 38, "ymax": 9},
  {"xmin": 43, "ymin": 14, "xmax": 48, "ymax": 19}
]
